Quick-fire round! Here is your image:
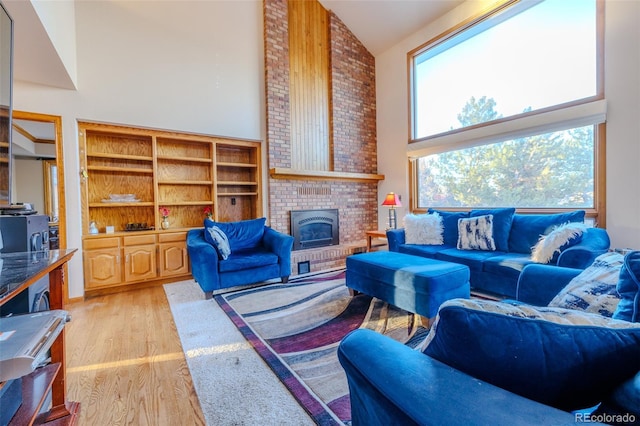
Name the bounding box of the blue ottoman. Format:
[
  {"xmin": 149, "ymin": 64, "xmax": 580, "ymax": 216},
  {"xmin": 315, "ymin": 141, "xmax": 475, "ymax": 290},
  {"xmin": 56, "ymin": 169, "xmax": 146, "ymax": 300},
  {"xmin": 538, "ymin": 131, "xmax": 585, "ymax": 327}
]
[{"xmin": 346, "ymin": 251, "xmax": 470, "ymax": 321}]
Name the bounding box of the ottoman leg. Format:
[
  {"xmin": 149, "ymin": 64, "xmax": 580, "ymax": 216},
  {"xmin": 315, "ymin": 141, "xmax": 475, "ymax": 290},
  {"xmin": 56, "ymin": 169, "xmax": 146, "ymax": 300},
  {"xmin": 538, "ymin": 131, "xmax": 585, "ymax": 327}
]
[
  {"xmin": 420, "ymin": 316, "xmax": 435, "ymax": 329},
  {"xmin": 349, "ymin": 288, "xmax": 360, "ymax": 297}
]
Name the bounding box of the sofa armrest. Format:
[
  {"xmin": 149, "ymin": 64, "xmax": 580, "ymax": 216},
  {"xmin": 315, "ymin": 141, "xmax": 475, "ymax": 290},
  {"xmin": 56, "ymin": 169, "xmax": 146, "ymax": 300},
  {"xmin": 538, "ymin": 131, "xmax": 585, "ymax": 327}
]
[
  {"xmin": 338, "ymin": 329, "xmax": 591, "ymax": 426},
  {"xmin": 386, "ymin": 228, "xmax": 405, "ymax": 252},
  {"xmin": 186, "ymin": 229, "xmax": 220, "ymax": 293},
  {"xmin": 516, "ymin": 264, "xmax": 582, "ymax": 306},
  {"xmin": 557, "ymin": 228, "xmax": 610, "ymax": 269},
  {"xmin": 262, "ymin": 226, "xmax": 294, "ymax": 277}
]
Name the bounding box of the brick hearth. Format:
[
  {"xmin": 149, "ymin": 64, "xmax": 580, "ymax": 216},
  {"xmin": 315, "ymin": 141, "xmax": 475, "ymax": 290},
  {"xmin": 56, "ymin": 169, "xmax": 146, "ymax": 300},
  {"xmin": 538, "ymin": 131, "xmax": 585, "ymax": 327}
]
[{"xmin": 264, "ymin": 0, "xmax": 379, "ymax": 275}]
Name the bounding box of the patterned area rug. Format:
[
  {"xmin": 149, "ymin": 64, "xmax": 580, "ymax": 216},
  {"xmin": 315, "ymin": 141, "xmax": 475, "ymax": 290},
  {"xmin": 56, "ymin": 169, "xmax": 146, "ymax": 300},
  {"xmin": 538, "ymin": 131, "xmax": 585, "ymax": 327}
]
[{"xmin": 215, "ymin": 269, "xmax": 429, "ymax": 425}]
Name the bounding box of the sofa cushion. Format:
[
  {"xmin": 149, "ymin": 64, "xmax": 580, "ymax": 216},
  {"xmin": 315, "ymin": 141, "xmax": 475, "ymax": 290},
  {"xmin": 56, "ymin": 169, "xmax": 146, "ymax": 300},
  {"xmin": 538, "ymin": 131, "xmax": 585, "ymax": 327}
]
[
  {"xmin": 613, "ymin": 251, "xmax": 640, "ymax": 323},
  {"xmin": 422, "ymin": 298, "xmax": 640, "ymax": 411},
  {"xmin": 435, "ymin": 248, "xmax": 503, "ymax": 272},
  {"xmin": 398, "ymin": 244, "xmax": 453, "ymax": 259},
  {"xmin": 482, "ymin": 254, "xmax": 535, "ymax": 280},
  {"xmin": 508, "ymin": 211, "xmax": 585, "ymax": 254},
  {"xmin": 427, "ymin": 209, "xmax": 469, "ymax": 246},
  {"xmin": 531, "ymin": 222, "xmax": 586, "ymax": 264},
  {"xmin": 470, "ymin": 208, "xmax": 515, "ymax": 252},
  {"xmin": 548, "ymin": 251, "xmax": 622, "ymax": 317},
  {"xmin": 218, "ymin": 247, "xmax": 279, "ymax": 273},
  {"xmin": 204, "ymin": 217, "xmax": 266, "ymax": 252},
  {"xmin": 205, "ymin": 225, "xmax": 231, "ymax": 260},
  {"xmin": 403, "ymin": 213, "xmax": 443, "ymax": 245},
  {"xmin": 457, "ymin": 215, "xmax": 496, "ymax": 251}
]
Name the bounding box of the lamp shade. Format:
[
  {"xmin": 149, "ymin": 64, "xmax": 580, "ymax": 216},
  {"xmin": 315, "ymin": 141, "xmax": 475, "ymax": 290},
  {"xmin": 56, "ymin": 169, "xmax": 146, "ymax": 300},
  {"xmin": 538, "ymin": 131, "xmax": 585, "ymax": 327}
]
[{"xmin": 381, "ymin": 192, "xmax": 402, "ymax": 207}]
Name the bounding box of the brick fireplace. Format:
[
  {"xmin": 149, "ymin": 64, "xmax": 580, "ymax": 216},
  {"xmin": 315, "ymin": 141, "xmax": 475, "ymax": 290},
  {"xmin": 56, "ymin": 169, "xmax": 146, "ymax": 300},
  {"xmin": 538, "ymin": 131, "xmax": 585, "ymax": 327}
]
[{"xmin": 264, "ymin": 0, "xmax": 380, "ymax": 274}]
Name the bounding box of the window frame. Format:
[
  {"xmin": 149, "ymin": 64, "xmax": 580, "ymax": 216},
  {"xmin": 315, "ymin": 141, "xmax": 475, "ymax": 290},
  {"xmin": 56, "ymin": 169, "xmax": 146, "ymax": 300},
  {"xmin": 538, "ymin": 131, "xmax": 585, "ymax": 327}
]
[{"xmin": 406, "ymin": 0, "xmax": 606, "ymax": 226}]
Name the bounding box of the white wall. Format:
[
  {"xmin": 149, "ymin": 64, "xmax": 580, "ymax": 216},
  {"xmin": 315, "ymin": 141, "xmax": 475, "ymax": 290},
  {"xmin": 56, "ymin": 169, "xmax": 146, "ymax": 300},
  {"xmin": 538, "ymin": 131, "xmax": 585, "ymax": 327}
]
[
  {"xmin": 13, "ymin": 157, "xmax": 44, "ymax": 211},
  {"xmin": 375, "ymin": 0, "xmax": 640, "ymax": 249},
  {"xmin": 13, "ymin": 0, "xmax": 264, "ymax": 298}
]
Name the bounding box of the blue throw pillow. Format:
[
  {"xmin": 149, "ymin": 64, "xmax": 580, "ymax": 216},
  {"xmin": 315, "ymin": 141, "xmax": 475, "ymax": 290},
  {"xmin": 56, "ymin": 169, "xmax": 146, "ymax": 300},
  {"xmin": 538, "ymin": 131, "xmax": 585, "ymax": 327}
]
[
  {"xmin": 470, "ymin": 208, "xmax": 514, "ymax": 252},
  {"xmin": 205, "ymin": 226, "xmax": 231, "ymax": 260},
  {"xmin": 204, "ymin": 217, "xmax": 266, "ymax": 252},
  {"xmin": 508, "ymin": 211, "xmax": 585, "ymax": 254},
  {"xmin": 427, "ymin": 209, "xmax": 469, "ymax": 246},
  {"xmin": 422, "ymin": 298, "xmax": 640, "ymax": 411},
  {"xmin": 613, "ymin": 251, "xmax": 640, "ymax": 323}
]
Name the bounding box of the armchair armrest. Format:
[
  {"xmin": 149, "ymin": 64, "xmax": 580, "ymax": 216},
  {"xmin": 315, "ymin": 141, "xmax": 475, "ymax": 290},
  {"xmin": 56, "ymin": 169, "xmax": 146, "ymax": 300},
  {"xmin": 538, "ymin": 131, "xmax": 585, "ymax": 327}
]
[
  {"xmin": 516, "ymin": 264, "xmax": 582, "ymax": 306},
  {"xmin": 186, "ymin": 229, "xmax": 220, "ymax": 294},
  {"xmin": 386, "ymin": 228, "xmax": 405, "ymax": 252},
  {"xmin": 338, "ymin": 329, "xmax": 591, "ymax": 426},
  {"xmin": 557, "ymin": 228, "xmax": 610, "ymax": 269},
  {"xmin": 262, "ymin": 226, "xmax": 294, "ymax": 278}
]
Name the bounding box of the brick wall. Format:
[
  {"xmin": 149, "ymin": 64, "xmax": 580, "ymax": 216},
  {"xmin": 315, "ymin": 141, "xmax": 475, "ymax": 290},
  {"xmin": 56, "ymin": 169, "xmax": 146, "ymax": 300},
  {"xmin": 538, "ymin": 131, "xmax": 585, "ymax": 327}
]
[{"xmin": 264, "ymin": 0, "xmax": 379, "ymax": 274}]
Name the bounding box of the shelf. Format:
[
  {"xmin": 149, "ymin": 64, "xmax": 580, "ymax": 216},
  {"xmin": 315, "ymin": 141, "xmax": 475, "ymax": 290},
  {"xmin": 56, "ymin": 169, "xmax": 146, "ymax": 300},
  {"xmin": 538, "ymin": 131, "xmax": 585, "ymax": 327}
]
[
  {"xmin": 156, "ymin": 201, "xmax": 212, "ymax": 206},
  {"xmin": 157, "ymin": 155, "xmax": 212, "ymax": 163},
  {"xmin": 270, "ymin": 167, "xmax": 384, "ymax": 182},
  {"xmin": 9, "ymin": 363, "xmax": 59, "ymax": 426},
  {"xmin": 218, "ymin": 192, "xmax": 258, "ymax": 196},
  {"xmin": 87, "ymin": 152, "xmax": 152, "ymax": 162},
  {"xmin": 217, "ymin": 162, "xmax": 257, "ymax": 168},
  {"xmin": 89, "ymin": 202, "xmax": 154, "ymax": 208},
  {"xmin": 217, "ymin": 181, "xmax": 258, "ymax": 186},
  {"xmin": 157, "ymin": 180, "xmax": 213, "ymax": 185},
  {"xmin": 88, "ymin": 166, "xmax": 153, "ymax": 174}
]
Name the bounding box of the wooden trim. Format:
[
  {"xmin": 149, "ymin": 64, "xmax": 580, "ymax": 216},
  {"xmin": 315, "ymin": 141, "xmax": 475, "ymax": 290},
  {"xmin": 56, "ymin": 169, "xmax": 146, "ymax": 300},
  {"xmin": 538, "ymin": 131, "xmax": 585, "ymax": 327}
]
[{"xmin": 270, "ymin": 167, "xmax": 384, "ymax": 182}]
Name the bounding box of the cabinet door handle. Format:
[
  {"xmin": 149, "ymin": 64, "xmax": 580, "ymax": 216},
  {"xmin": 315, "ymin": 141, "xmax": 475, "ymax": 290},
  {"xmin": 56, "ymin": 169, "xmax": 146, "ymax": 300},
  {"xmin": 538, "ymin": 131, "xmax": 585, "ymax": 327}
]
[{"xmin": 125, "ymin": 254, "xmax": 130, "ymax": 263}]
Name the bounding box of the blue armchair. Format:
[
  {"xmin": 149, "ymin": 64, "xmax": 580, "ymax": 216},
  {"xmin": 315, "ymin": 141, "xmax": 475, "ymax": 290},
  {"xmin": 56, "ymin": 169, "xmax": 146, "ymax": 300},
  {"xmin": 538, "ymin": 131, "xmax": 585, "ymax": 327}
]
[{"xmin": 186, "ymin": 217, "xmax": 293, "ymax": 298}]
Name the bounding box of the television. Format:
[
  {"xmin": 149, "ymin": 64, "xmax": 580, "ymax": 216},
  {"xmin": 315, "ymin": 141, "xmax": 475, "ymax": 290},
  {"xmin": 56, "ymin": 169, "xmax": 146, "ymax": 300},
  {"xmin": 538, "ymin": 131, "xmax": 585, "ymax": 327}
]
[{"xmin": 0, "ymin": 2, "xmax": 11, "ymax": 208}]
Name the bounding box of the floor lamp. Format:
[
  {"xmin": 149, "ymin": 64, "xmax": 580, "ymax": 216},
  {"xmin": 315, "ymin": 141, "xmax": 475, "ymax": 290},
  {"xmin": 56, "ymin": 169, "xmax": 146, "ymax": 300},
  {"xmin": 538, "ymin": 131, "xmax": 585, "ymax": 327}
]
[{"xmin": 382, "ymin": 192, "xmax": 401, "ymax": 229}]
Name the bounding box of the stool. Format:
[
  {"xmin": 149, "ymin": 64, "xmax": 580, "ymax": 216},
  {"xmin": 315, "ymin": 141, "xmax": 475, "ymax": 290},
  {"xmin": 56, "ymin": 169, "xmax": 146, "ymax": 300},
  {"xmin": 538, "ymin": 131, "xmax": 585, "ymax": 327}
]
[{"xmin": 346, "ymin": 251, "xmax": 470, "ymax": 324}]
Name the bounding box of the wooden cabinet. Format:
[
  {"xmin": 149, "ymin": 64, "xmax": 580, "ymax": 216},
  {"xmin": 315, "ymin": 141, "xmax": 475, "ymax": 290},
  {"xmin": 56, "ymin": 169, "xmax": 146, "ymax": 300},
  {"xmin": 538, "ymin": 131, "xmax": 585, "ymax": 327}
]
[
  {"xmin": 83, "ymin": 238, "xmax": 122, "ymax": 290},
  {"xmin": 79, "ymin": 121, "xmax": 262, "ymax": 294},
  {"xmin": 123, "ymin": 234, "xmax": 157, "ymax": 283},
  {"xmin": 158, "ymin": 232, "xmax": 190, "ymax": 277}
]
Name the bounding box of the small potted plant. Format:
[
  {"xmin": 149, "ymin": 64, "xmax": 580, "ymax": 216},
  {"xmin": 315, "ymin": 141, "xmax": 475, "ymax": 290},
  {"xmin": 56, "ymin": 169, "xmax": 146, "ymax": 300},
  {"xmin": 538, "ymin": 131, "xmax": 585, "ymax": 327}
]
[
  {"xmin": 204, "ymin": 206, "xmax": 213, "ymax": 220},
  {"xmin": 159, "ymin": 206, "xmax": 170, "ymax": 229}
]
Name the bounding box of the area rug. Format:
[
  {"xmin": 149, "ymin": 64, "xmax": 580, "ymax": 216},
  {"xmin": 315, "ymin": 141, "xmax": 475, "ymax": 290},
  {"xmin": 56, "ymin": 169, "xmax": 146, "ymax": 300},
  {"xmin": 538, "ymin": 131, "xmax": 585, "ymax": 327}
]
[{"xmin": 215, "ymin": 269, "xmax": 429, "ymax": 425}]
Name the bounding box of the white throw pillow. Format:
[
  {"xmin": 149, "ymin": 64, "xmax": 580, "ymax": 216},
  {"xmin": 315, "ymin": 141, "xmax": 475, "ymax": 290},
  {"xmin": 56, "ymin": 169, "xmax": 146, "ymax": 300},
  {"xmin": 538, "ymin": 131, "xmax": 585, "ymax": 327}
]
[
  {"xmin": 531, "ymin": 222, "xmax": 587, "ymax": 263},
  {"xmin": 403, "ymin": 213, "xmax": 443, "ymax": 245},
  {"xmin": 457, "ymin": 215, "xmax": 496, "ymax": 251}
]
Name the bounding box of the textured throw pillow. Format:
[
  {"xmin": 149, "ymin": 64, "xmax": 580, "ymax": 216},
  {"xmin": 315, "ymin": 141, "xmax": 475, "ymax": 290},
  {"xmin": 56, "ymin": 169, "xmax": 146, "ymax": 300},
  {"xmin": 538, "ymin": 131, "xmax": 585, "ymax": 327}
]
[
  {"xmin": 613, "ymin": 251, "xmax": 640, "ymax": 323},
  {"xmin": 548, "ymin": 251, "xmax": 623, "ymax": 317},
  {"xmin": 531, "ymin": 222, "xmax": 587, "ymax": 264},
  {"xmin": 470, "ymin": 208, "xmax": 515, "ymax": 252},
  {"xmin": 457, "ymin": 215, "xmax": 496, "ymax": 251},
  {"xmin": 205, "ymin": 226, "xmax": 231, "ymax": 260},
  {"xmin": 403, "ymin": 213, "xmax": 443, "ymax": 245},
  {"xmin": 422, "ymin": 298, "xmax": 640, "ymax": 411}
]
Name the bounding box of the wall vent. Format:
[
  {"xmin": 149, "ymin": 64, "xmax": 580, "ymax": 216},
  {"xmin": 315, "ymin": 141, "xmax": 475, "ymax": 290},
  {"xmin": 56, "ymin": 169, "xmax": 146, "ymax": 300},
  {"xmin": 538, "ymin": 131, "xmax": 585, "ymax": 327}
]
[{"xmin": 297, "ymin": 187, "xmax": 331, "ymax": 196}]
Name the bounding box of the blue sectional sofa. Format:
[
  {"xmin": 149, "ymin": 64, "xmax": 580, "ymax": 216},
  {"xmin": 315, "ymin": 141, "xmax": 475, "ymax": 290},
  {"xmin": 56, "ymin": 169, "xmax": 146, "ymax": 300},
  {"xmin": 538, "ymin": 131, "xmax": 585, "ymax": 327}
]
[
  {"xmin": 338, "ymin": 261, "xmax": 640, "ymax": 425},
  {"xmin": 386, "ymin": 208, "xmax": 611, "ymax": 299}
]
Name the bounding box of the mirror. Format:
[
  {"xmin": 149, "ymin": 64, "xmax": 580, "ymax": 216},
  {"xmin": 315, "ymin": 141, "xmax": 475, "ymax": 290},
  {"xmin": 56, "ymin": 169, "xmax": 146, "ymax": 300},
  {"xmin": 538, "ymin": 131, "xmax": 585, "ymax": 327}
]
[
  {"xmin": 11, "ymin": 110, "xmax": 66, "ymax": 250},
  {"xmin": 0, "ymin": 4, "xmax": 12, "ymax": 208}
]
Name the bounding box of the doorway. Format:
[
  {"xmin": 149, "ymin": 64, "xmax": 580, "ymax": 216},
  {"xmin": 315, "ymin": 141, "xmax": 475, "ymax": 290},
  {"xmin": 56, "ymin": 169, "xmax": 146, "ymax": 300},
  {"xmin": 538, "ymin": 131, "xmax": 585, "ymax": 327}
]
[{"xmin": 11, "ymin": 110, "xmax": 66, "ymax": 251}]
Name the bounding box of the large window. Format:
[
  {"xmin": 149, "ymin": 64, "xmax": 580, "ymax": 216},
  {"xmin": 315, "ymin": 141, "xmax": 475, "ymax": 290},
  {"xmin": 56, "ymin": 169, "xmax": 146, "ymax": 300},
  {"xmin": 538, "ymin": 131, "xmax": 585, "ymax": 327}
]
[{"xmin": 408, "ymin": 0, "xmax": 604, "ymax": 220}]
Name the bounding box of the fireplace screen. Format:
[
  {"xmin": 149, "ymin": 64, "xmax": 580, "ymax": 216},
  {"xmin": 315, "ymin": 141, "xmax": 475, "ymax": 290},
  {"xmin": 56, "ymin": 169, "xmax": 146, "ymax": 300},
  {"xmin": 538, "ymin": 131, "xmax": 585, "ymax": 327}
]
[{"xmin": 290, "ymin": 209, "xmax": 339, "ymax": 251}]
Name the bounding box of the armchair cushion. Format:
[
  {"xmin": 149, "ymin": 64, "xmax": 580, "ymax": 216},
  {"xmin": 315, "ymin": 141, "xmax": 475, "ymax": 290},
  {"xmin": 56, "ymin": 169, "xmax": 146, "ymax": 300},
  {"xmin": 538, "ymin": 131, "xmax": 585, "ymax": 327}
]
[
  {"xmin": 204, "ymin": 217, "xmax": 266, "ymax": 251},
  {"xmin": 614, "ymin": 250, "xmax": 640, "ymax": 322},
  {"xmin": 422, "ymin": 298, "xmax": 640, "ymax": 411},
  {"xmin": 205, "ymin": 225, "xmax": 231, "ymax": 260},
  {"xmin": 218, "ymin": 247, "xmax": 279, "ymax": 273}
]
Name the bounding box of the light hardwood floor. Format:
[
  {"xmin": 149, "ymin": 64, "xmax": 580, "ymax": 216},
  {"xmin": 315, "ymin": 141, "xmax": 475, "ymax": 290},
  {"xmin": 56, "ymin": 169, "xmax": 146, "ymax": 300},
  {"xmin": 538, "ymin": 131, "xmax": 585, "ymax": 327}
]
[{"xmin": 64, "ymin": 285, "xmax": 206, "ymax": 425}]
